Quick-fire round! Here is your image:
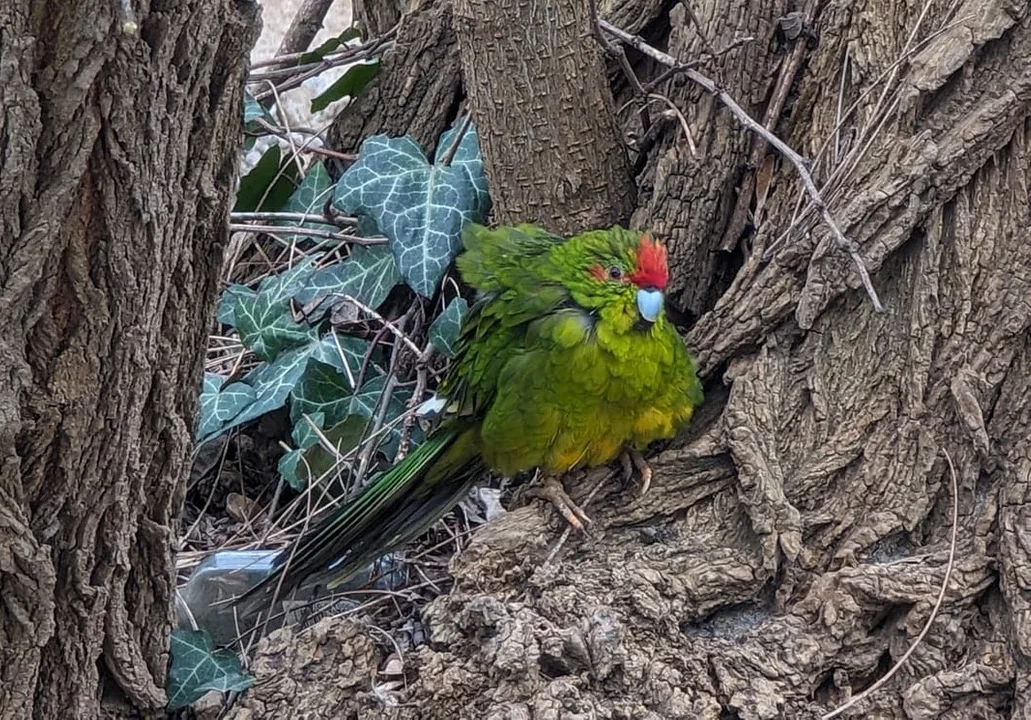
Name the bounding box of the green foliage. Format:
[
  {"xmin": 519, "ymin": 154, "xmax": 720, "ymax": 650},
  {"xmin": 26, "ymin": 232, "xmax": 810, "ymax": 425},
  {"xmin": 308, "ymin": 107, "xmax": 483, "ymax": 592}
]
[
  {"xmin": 296, "ymin": 244, "xmax": 401, "ymax": 313},
  {"xmin": 214, "ymin": 111, "xmax": 490, "ymax": 492},
  {"xmin": 334, "ymin": 117, "xmax": 491, "ymax": 296},
  {"xmin": 278, "ymin": 162, "xmax": 337, "ymax": 244},
  {"xmin": 429, "ymin": 297, "xmax": 469, "ymax": 358},
  {"xmin": 243, "ymin": 92, "xmax": 273, "ymax": 151},
  {"xmin": 234, "ymin": 145, "xmax": 302, "ymax": 212},
  {"xmin": 278, "ymin": 413, "xmax": 370, "ymax": 489},
  {"xmin": 167, "ymin": 629, "xmax": 253, "ymax": 710},
  {"xmin": 299, "ymin": 27, "xmax": 362, "ymax": 64},
  {"xmin": 311, "ymin": 61, "xmax": 380, "ymax": 113}
]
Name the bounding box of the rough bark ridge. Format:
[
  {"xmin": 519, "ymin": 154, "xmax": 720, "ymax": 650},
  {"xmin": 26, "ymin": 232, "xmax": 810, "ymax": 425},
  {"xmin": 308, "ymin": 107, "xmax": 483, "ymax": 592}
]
[
  {"xmin": 0, "ymin": 1, "xmax": 258, "ymax": 717},
  {"xmin": 453, "ymin": 0, "xmax": 636, "ymax": 233},
  {"xmin": 232, "ymin": 1, "xmax": 1031, "ymax": 718}
]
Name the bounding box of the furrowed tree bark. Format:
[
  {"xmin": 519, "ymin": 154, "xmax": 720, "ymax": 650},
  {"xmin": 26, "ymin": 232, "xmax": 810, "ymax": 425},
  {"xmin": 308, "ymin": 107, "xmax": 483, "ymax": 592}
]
[
  {"xmin": 452, "ymin": 0, "xmax": 636, "ymax": 232},
  {"xmin": 232, "ymin": 1, "xmax": 1031, "ymax": 719},
  {"xmin": 0, "ymin": 1, "xmax": 258, "ymax": 717},
  {"xmin": 327, "ymin": 0, "xmax": 465, "ymax": 154}
]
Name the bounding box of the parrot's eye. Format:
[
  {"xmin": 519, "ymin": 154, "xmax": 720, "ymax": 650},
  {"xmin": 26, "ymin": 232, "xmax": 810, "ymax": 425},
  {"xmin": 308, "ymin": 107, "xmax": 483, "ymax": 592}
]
[{"xmin": 608, "ymin": 266, "xmax": 623, "ymax": 280}]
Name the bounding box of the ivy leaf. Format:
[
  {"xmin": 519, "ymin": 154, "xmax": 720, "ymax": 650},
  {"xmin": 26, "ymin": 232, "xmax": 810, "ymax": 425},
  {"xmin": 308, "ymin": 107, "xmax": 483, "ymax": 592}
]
[
  {"xmin": 279, "ymin": 411, "xmax": 326, "ymax": 490},
  {"xmin": 334, "ymin": 121, "xmax": 490, "ymax": 296},
  {"xmin": 232, "ymin": 259, "xmax": 320, "ymax": 359},
  {"xmin": 167, "ymin": 629, "xmax": 253, "ymax": 711},
  {"xmin": 243, "ymin": 91, "xmax": 272, "ymax": 129},
  {"xmin": 228, "ymin": 345, "xmax": 313, "ymax": 429},
  {"xmin": 311, "ymin": 61, "xmax": 380, "ymax": 113},
  {"xmin": 296, "ymin": 244, "xmax": 401, "ymax": 311},
  {"xmin": 277, "ymin": 450, "xmax": 306, "ymax": 490},
  {"xmin": 217, "ymin": 285, "xmax": 257, "ymax": 327},
  {"xmin": 243, "ymin": 92, "xmax": 274, "ymax": 151},
  {"xmin": 292, "ymin": 411, "xmax": 327, "ymax": 449},
  {"xmin": 257, "ymin": 256, "xmax": 319, "ymax": 303},
  {"xmin": 355, "ymin": 214, "xmax": 381, "ymax": 238},
  {"xmin": 435, "ymin": 120, "xmax": 491, "ymax": 219},
  {"xmin": 196, "ymin": 374, "xmax": 258, "ymax": 442},
  {"xmin": 348, "ymin": 374, "xmax": 390, "ymax": 418},
  {"xmin": 218, "ymin": 259, "xmax": 315, "ymax": 332},
  {"xmin": 428, "ymin": 297, "xmax": 469, "ymax": 358},
  {"xmin": 278, "ymin": 162, "xmax": 336, "ymax": 244},
  {"xmin": 290, "ymin": 360, "xmax": 358, "ymax": 425},
  {"xmin": 283, "ymin": 414, "xmax": 369, "ymax": 489},
  {"xmin": 310, "ymin": 331, "xmax": 374, "ymax": 383},
  {"xmin": 234, "ymin": 145, "xmax": 302, "ymax": 213},
  {"xmin": 299, "ymin": 26, "xmax": 361, "ymax": 64},
  {"xmin": 235, "ymin": 296, "xmax": 318, "ymax": 361}
]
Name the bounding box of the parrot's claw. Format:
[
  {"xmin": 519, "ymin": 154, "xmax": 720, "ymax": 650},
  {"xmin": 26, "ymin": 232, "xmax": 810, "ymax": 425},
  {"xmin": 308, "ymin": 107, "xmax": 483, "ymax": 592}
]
[
  {"xmin": 529, "ymin": 473, "xmax": 592, "ymax": 531},
  {"xmin": 621, "ymin": 448, "xmax": 653, "ymax": 495}
]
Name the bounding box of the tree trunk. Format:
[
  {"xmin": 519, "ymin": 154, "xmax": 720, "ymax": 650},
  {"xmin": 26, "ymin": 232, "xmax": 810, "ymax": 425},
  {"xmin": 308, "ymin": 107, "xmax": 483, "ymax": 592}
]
[
  {"xmin": 452, "ymin": 0, "xmax": 635, "ymax": 232},
  {"xmin": 0, "ymin": 1, "xmax": 258, "ymax": 717},
  {"xmin": 233, "ymin": 1, "xmax": 1031, "ymax": 718},
  {"xmin": 326, "ymin": 0, "xmax": 464, "ymax": 154}
]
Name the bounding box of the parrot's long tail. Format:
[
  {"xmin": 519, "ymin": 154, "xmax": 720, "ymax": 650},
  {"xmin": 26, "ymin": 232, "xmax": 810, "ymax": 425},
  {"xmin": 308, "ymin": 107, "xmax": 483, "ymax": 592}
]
[{"xmin": 236, "ymin": 421, "xmax": 484, "ymax": 614}]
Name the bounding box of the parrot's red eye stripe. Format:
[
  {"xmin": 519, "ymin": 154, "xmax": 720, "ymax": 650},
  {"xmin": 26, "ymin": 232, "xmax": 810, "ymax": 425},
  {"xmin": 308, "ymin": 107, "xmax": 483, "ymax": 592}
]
[
  {"xmin": 629, "ymin": 234, "xmax": 668, "ymax": 290},
  {"xmin": 590, "ymin": 264, "xmax": 608, "ymax": 281}
]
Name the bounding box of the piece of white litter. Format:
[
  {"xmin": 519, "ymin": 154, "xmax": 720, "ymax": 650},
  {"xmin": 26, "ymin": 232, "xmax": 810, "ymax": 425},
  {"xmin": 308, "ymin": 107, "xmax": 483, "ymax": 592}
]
[{"xmin": 416, "ymin": 395, "xmax": 448, "ymax": 417}]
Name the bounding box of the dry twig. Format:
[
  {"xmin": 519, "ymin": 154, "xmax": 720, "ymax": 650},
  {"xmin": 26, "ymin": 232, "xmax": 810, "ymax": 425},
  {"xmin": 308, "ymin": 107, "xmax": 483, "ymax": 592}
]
[
  {"xmin": 600, "ymin": 20, "xmax": 885, "ymax": 313},
  {"xmin": 276, "ymin": 0, "xmax": 338, "ymax": 57},
  {"xmin": 821, "ymin": 448, "xmax": 960, "ymax": 719}
]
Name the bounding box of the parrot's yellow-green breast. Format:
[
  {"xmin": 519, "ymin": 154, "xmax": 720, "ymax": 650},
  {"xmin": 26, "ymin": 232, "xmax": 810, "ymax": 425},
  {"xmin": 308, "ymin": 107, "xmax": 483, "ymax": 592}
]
[{"xmin": 442, "ymin": 224, "xmax": 703, "ymax": 477}]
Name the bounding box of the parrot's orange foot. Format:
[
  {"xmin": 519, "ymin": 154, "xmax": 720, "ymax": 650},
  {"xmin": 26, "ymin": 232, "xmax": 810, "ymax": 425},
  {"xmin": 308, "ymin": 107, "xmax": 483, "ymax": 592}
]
[
  {"xmin": 528, "ymin": 473, "xmax": 592, "ymax": 531},
  {"xmin": 621, "ymin": 448, "xmax": 653, "ymax": 495}
]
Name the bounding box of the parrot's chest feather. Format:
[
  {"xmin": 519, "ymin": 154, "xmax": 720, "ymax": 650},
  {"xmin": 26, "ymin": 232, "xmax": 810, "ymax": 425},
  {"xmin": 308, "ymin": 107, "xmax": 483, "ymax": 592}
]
[{"xmin": 477, "ymin": 308, "xmax": 698, "ymax": 477}]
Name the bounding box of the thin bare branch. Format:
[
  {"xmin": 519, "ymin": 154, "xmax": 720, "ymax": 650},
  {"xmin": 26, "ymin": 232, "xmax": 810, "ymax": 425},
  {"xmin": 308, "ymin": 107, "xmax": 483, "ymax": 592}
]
[
  {"xmin": 601, "ymin": 20, "xmax": 885, "ymax": 313},
  {"xmin": 277, "ymin": 0, "xmax": 338, "ymax": 57},
  {"xmin": 228, "ymin": 224, "xmax": 387, "ymax": 245},
  {"xmin": 821, "ymin": 449, "xmax": 960, "ymax": 719},
  {"xmin": 230, "ymin": 211, "xmax": 357, "ymax": 227}
]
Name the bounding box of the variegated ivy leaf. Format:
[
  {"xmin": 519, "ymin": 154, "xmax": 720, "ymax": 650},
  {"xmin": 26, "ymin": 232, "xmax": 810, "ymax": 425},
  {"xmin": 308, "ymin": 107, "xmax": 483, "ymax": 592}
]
[
  {"xmin": 296, "ymin": 244, "xmax": 401, "ymax": 312},
  {"xmin": 333, "ymin": 119, "xmax": 490, "ymax": 296},
  {"xmin": 278, "ymin": 410, "xmax": 326, "ymax": 490},
  {"xmin": 196, "ymin": 374, "xmax": 257, "ymax": 442},
  {"xmin": 309, "ymin": 331, "xmax": 375, "ymax": 384},
  {"xmin": 278, "ymin": 162, "xmax": 336, "ymax": 245},
  {"xmin": 289, "ymin": 360, "xmax": 358, "ymax": 426},
  {"xmin": 230, "ymin": 259, "xmax": 320, "ymax": 359},
  {"xmin": 234, "ymin": 296, "xmax": 318, "ymax": 361},
  {"xmin": 167, "ymin": 629, "xmax": 253, "ymax": 711},
  {"xmin": 208, "ymin": 345, "xmax": 312, "ymax": 440},
  {"xmin": 428, "ymin": 296, "xmax": 469, "ymax": 358},
  {"xmin": 434, "ymin": 119, "xmax": 491, "ymax": 219},
  {"xmin": 280, "ymin": 413, "xmax": 369, "ymax": 489},
  {"xmin": 218, "ymin": 258, "xmax": 318, "ymax": 331}
]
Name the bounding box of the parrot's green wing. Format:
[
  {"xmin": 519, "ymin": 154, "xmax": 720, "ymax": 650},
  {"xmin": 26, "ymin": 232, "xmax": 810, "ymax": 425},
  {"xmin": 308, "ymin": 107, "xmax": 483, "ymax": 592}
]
[
  {"xmin": 457, "ymin": 223, "xmax": 565, "ymax": 292},
  {"xmin": 441, "ymin": 224, "xmax": 572, "ymax": 417}
]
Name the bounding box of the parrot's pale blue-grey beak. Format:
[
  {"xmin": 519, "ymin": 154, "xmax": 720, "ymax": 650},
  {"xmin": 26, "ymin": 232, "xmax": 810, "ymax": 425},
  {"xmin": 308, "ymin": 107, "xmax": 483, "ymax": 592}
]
[{"xmin": 636, "ymin": 288, "xmax": 663, "ymax": 323}]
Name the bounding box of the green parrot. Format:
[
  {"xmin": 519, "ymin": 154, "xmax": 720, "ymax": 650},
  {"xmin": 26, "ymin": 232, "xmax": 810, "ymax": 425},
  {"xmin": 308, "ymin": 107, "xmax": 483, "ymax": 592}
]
[{"xmin": 239, "ymin": 223, "xmax": 703, "ymax": 607}]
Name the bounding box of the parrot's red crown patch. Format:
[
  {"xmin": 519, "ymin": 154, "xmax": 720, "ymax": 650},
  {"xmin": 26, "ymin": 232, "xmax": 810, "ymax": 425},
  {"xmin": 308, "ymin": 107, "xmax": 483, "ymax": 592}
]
[{"xmin": 630, "ymin": 235, "xmax": 668, "ymax": 291}]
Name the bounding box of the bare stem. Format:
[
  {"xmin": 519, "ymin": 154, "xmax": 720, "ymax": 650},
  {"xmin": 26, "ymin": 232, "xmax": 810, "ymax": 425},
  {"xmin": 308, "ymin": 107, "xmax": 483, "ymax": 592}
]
[
  {"xmin": 600, "ymin": 20, "xmax": 885, "ymax": 313},
  {"xmin": 228, "ymin": 224, "xmax": 387, "ymax": 245}
]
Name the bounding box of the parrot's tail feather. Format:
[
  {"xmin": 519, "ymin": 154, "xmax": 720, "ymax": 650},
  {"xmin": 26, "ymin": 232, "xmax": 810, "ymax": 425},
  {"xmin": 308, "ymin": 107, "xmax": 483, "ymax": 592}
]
[{"xmin": 235, "ymin": 422, "xmax": 484, "ymax": 615}]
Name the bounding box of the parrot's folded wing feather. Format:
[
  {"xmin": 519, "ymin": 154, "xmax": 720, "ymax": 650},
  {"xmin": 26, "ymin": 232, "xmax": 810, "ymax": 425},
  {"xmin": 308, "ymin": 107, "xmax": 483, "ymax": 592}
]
[
  {"xmin": 458, "ymin": 224, "xmax": 564, "ymax": 291},
  {"xmin": 236, "ymin": 421, "xmax": 483, "ymax": 612}
]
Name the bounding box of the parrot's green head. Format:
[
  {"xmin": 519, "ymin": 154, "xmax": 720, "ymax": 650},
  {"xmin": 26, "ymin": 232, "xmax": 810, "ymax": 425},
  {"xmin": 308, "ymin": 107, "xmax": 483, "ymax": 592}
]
[{"xmin": 555, "ymin": 227, "xmax": 670, "ymax": 333}]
